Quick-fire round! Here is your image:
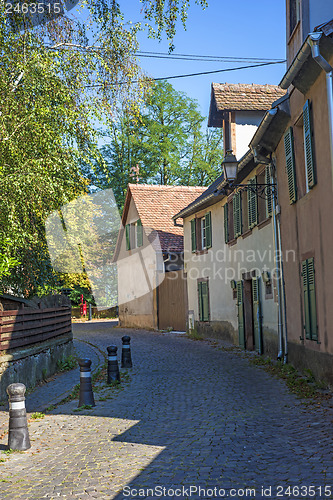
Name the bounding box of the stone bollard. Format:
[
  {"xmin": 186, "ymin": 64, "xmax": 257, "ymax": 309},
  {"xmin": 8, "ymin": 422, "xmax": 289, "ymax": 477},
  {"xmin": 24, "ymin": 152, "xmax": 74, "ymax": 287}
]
[
  {"xmin": 121, "ymin": 335, "xmax": 132, "ymax": 368},
  {"xmin": 107, "ymin": 346, "xmax": 120, "ymax": 383},
  {"xmin": 7, "ymin": 383, "xmax": 31, "ymax": 451},
  {"xmin": 88, "ymin": 303, "xmax": 92, "ymax": 321},
  {"xmin": 78, "ymin": 359, "xmax": 96, "ymax": 407}
]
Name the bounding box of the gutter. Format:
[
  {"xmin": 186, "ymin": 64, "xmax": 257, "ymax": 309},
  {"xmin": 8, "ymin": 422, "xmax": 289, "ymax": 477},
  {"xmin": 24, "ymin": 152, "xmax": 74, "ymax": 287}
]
[
  {"xmin": 249, "ymin": 108, "xmax": 278, "ymax": 149},
  {"xmin": 280, "ymin": 36, "xmax": 312, "ymax": 89},
  {"xmin": 307, "ymin": 32, "xmax": 333, "ymax": 180}
]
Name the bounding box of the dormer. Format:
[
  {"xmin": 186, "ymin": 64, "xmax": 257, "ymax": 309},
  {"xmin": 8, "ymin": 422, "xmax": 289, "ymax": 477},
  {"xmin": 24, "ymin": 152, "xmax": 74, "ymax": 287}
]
[{"xmin": 208, "ymin": 83, "xmax": 285, "ymax": 160}]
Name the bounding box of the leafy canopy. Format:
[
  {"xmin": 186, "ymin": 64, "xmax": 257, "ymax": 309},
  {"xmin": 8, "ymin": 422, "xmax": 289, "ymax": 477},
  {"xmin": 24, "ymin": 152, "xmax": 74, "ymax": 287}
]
[
  {"xmin": 0, "ymin": 0, "xmax": 208, "ymax": 296},
  {"xmin": 91, "ymin": 80, "xmax": 224, "ymax": 208}
]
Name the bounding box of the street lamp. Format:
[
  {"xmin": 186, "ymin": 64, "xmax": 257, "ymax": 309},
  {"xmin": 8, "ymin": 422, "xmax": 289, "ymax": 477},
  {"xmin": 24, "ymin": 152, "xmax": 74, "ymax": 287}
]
[
  {"xmin": 220, "ymin": 149, "xmax": 276, "ymax": 199},
  {"xmin": 221, "ymin": 150, "xmax": 238, "ymax": 183}
]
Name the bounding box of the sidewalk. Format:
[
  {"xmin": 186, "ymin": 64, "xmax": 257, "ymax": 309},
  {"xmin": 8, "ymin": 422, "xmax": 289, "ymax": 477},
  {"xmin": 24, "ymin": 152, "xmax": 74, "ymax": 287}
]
[{"xmin": 0, "ymin": 336, "xmax": 105, "ymax": 438}]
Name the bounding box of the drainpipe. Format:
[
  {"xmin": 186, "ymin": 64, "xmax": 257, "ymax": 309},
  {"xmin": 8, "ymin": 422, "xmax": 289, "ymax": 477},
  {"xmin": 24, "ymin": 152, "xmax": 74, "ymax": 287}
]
[
  {"xmin": 308, "ymin": 32, "xmax": 333, "ymax": 182},
  {"xmin": 270, "ymin": 163, "xmax": 284, "ymax": 361},
  {"xmin": 276, "ymin": 194, "xmax": 288, "ymax": 364}
]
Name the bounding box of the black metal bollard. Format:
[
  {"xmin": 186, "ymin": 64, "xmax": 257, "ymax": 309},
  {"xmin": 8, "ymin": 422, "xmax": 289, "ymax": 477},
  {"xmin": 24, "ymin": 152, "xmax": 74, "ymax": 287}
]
[
  {"xmin": 121, "ymin": 335, "xmax": 132, "ymax": 368},
  {"xmin": 7, "ymin": 383, "xmax": 31, "ymax": 451},
  {"xmin": 78, "ymin": 359, "xmax": 96, "ymax": 407},
  {"xmin": 107, "ymin": 346, "xmax": 120, "ymax": 383}
]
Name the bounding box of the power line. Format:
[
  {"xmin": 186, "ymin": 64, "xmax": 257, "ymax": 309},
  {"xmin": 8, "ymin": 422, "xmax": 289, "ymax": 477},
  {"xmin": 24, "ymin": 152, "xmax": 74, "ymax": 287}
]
[
  {"xmin": 85, "ymin": 60, "xmax": 286, "ymax": 88},
  {"xmin": 135, "ymin": 50, "xmax": 285, "ymax": 63}
]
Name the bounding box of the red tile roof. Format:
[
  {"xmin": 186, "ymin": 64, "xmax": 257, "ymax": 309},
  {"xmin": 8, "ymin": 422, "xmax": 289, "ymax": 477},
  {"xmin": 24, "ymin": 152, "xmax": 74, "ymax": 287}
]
[
  {"xmin": 127, "ymin": 184, "xmax": 206, "ymax": 252},
  {"xmin": 211, "ymin": 82, "xmax": 286, "ymax": 112}
]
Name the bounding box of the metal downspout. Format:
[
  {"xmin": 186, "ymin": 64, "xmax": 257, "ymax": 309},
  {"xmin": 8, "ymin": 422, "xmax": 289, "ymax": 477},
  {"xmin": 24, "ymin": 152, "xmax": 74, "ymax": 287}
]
[
  {"xmin": 270, "ymin": 163, "xmax": 284, "ymax": 360},
  {"xmin": 276, "ymin": 203, "xmax": 288, "ymax": 364},
  {"xmin": 308, "ymin": 32, "xmax": 333, "ymax": 183}
]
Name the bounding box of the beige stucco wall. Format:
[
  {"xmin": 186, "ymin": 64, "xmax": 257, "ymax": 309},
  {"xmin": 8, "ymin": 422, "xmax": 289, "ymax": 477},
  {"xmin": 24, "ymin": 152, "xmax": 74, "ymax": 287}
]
[
  {"xmin": 275, "ymin": 61, "xmax": 333, "ymax": 360},
  {"xmin": 184, "ymin": 165, "xmax": 278, "ymax": 347},
  {"xmin": 117, "ymin": 197, "xmax": 162, "ymax": 329}
]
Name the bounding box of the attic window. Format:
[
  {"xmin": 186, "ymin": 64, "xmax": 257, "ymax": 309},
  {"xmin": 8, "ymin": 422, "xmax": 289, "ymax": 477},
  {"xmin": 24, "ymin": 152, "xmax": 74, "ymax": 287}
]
[
  {"xmin": 125, "ymin": 219, "xmax": 143, "ymax": 250},
  {"xmin": 289, "ymin": 0, "xmax": 300, "ymax": 36}
]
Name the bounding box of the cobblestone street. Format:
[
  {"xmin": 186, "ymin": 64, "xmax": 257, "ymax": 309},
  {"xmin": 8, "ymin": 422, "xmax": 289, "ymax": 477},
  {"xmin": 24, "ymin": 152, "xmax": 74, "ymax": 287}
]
[{"xmin": 0, "ymin": 321, "xmax": 332, "ymax": 500}]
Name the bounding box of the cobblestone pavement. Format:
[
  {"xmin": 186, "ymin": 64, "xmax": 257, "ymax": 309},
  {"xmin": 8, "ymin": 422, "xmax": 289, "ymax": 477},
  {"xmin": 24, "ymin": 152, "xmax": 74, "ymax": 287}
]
[{"xmin": 0, "ymin": 321, "xmax": 332, "ymax": 500}]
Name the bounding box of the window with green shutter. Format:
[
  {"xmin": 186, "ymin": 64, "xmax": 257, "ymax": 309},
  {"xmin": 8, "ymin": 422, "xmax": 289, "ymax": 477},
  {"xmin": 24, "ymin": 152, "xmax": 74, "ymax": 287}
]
[
  {"xmin": 303, "ymin": 100, "xmax": 316, "ymax": 190},
  {"xmin": 136, "ymin": 219, "xmax": 143, "ymax": 247},
  {"xmin": 284, "ymin": 127, "xmax": 297, "ymax": 204},
  {"xmin": 198, "ymin": 280, "xmax": 210, "ymax": 322},
  {"xmin": 224, "ymin": 204, "xmax": 229, "ymax": 243},
  {"xmin": 233, "ymin": 192, "xmax": 242, "ymax": 238},
  {"xmin": 302, "ymin": 257, "xmax": 318, "ymax": 340},
  {"xmin": 252, "ymin": 277, "xmax": 262, "ymax": 354},
  {"xmin": 205, "ymin": 212, "xmax": 212, "ymax": 248},
  {"xmin": 247, "ymin": 178, "xmax": 258, "ymax": 229},
  {"xmin": 191, "ymin": 219, "xmax": 196, "ymax": 252},
  {"xmin": 125, "ymin": 224, "xmax": 131, "ymax": 250},
  {"xmin": 265, "ymin": 165, "xmax": 273, "ymax": 218}
]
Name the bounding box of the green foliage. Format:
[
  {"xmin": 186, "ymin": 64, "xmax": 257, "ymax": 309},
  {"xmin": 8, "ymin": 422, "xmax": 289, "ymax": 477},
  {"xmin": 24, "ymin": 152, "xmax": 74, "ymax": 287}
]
[
  {"xmin": 30, "ymin": 412, "xmax": 45, "ymax": 420},
  {"xmin": 92, "ymin": 81, "xmax": 224, "ymax": 208},
  {"xmin": 0, "ymin": 1, "xmax": 208, "ymax": 295},
  {"xmin": 0, "ymin": 238, "xmax": 20, "ymax": 280},
  {"xmin": 56, "ymin": 355, "xmax": 77, "ymax": 372}
]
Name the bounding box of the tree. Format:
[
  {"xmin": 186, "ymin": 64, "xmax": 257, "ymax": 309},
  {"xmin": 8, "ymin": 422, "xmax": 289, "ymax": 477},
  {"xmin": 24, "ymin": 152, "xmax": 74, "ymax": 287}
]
[
  {"xmin": 93, "ymin": 81, "xmax": 224, "ymax": 208},
  {"xmin": 0, "ymin": 0, "xmax": 208, "ymax": 296}
]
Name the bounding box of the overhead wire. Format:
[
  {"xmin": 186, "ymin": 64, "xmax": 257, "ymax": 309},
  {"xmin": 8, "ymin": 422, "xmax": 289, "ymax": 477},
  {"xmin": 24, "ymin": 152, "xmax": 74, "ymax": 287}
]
[{"xmin": 85, "ymin": 60, "xmax": 286, "ymax": 88}]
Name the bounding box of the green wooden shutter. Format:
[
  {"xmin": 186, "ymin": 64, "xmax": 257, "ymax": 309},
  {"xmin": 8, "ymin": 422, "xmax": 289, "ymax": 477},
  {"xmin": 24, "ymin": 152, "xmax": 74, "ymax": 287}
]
[
  {"xmin": 303, "ymin": 100, "xmax": 316, "ymax": 189},
  {"xmin": 191, "ymin": 219, "xmax": 196, "ymax": 252},
  {"xmin": 205, "ymin": 212, "xmax": 212, "ymax": 248},
  {"xmin": 136, "ymin": 219, "xmax": 143, "ymax": 247},
  {"xmin": 248, "ymin": 178, "xmax": 258, "ymax": 228},
  {"xmin": 302, "ymin": 260, "xmax": 311, "ymax": 339},
  {"xmin": 233, "ymin": 192, "xmax": 242, "ymax": 237},
  {"xmin": 284, "ymin": 127, "xmax": 297, "ymax": 204},
  {"xmin": 125, "ymin": 224, "xmax": 130, "ymax": 250},
  {"xmin": 201, "ymin": 281, "xmax": 210, "ymax": 321},
  {"xmin": 252, "ymin": 277, "xmax": 262, "ymax": 353},
  {"xmin": 198, "ymin": 281, "xmax": 203, "ymax": 321},
  {"xmin": 224, "ymin": 204, "xmax": 229, "ymax": 243},
  {"xmin": 265, "ymin": 166, "xmax": 273, "ymax": 217},
  {"xmin": 237, "ymin": 281, "xmax": 245, "ymax": 348},
  {"xmin": 307, "ymin": 257, "xmax": 318, "ymax": 340}
]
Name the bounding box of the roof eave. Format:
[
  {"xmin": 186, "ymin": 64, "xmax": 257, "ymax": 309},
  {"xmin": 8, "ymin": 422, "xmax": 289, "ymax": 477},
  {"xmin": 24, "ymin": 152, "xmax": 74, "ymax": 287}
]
[{"xmin": 280, "ymin": 31, "xmax": 333, "ymax": 93}]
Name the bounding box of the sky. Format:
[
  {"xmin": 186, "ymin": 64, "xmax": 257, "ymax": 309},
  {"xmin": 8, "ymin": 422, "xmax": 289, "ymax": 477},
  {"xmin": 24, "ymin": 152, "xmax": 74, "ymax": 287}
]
[{"xmin": 119, "ymin": 0, "xmax": 287, "ymax": 119}]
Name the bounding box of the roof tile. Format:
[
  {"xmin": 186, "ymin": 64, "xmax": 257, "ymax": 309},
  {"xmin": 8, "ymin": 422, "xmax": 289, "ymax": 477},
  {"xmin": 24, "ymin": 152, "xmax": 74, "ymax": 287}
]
[
  {"xmin": 212, "ymin": 82, "xmax": 286, "ymax": 111},
  {"xmin": 129, "ymin": 184, "xmax": 206, "ymax": 252}
]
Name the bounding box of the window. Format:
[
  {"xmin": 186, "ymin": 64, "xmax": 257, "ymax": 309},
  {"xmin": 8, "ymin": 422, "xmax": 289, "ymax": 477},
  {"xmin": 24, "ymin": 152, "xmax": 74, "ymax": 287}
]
[
  {"xmin": 233, "ymin": 192, "xmax": 242, "ymax": 238},
  {"xmin": 265, "ymin": 166, "xmax": 273, "ymax": 218},
  {"xmin": 256, "ymin": 171, "xmax": 266, "ymax": 224},
  {"xmin": 125, "ymin": 219, "xmax": 143, "ymax": 251},
  {"xmin": 284, "ymin": 127, "xmax": 297, "ymax": 204},
  {"xmin": 136, "ymin": 219, "xmax": 143, "ymax": 247},
  {"xmin": 201, "ymin": 218, "xmax": 206, "ymax": 249},
  {"xmin": 289, "ymin": 0, "xmax": 300, "ymax": 36},
  {"xmin": 247, "ymin": 178, "xmax": 258, "ymax": 229},
  {"xmin": 224, "ymin": 201, "xmax": 234, "ymax": 243},
  {"xmin": 303, "ymin": 100, "xmax": 316, "ymax": 191},
  {"xmin": 190, "ymin": 212, "xmax": 212, "ymax": 252},
  {"xmin": 198, "ymin": 279, "xmax": 210, "ymax": 321},
  {"xmin": 242, "ymin": 190, "xmax": 249, "ymax": 232},
  {"xmin": 302, "ymin": 258, "xmax": 318, "ymax": 341},
  {"xmin": 125, "ymin": 224, "xmax": 131, "ymax": 250}
]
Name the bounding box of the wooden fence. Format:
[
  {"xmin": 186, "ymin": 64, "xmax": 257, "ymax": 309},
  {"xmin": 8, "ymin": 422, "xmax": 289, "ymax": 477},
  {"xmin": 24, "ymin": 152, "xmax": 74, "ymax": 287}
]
[{"xmin": 0, "ymin": 307, "xmax": 72, "ymax": 352}]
